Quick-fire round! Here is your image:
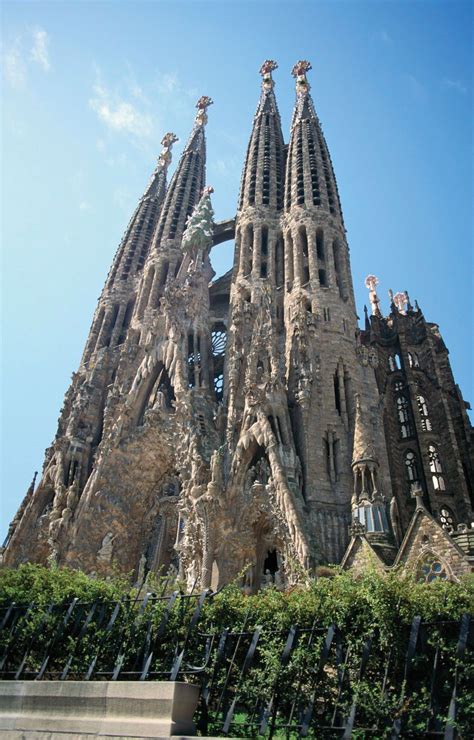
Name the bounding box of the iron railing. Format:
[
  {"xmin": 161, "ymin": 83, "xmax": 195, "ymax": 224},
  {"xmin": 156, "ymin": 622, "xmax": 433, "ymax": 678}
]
[{"xmin": 0, "ymin": 591, "xmax": 471, "ymax": 738}]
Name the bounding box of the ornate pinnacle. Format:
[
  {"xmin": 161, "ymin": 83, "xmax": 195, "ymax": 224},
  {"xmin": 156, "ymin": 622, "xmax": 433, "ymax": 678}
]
[
  {"xmin": 393, "ymin": 291, "xmax": 407, "ymax": 313},
  {"xmin": 194, "ymin": 95, "xmax": 213, "ymax": 128},
  {"xmin": 260, "ymin": 60, "xmax": 278, "ymax": 91},
  {"xmin": 157, "ymin": 132, "xmax": 178, "ymax": 170},
  {"xmin": 292, "ymin": 60, "xmax": 312, "ymax": 93},
  {"xmin": 410, "ymin": 481, "xmax": 424, "ymax": 509},
  {"xmin": 365, "ymin": 275, "xmax": 381, "ymax": 316},
  {"xmin": 202, "ymin": 185, "xmax": 214, "ymax": 196}
]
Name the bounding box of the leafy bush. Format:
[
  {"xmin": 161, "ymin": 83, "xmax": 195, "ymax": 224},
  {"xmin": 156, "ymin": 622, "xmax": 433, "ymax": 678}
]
[{"xmin": 0, "ymin": 564, "xmax": 472, "ymax": 736}]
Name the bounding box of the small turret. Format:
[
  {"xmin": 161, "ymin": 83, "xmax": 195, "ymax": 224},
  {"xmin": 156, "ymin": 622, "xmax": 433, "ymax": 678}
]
[{"xmin": 351, "ymin": 395, "xmax": 390, "ymax": 535}]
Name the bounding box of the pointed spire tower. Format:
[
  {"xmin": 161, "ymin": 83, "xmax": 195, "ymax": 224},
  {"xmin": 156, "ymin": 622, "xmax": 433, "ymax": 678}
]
[
  {"xmin": 233, "ymin": 61, "xmax": 285, "ymax": 288},
  {"xmin": 135, "ymin": 97, "xmax": 213, "ymax": 319},
  {"xmin": 82, "ymin": 132, "xmax": 178, "ymax": 366},
  {"xmin": 226, "ymin": 62, "xmax": 286, "ymax": 441},
  {"xmin": 282, "ymin": 61, "xmax": 390, "ymax": 563}
]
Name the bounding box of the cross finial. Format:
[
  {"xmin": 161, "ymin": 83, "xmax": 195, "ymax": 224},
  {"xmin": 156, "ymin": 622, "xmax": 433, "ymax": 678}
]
[
  {"xmin": 393, "ymin": 292, "xmax": 407, "ymax": 313},
  {"xmin": 158, "ymin": 132, "xmax": 178, "ymax": 170},
  {"xmin": 195, "ymin": 96, "xmax": 213, "ymax": 127},
  {"xmin": 292, "ymin": 60, "xmax": 312, "ymax": 93},
  {"xmin": 365, "ymin": 275, "xmax": 381, "ymax": 316},
  {"xmin": 260, "ymin": 60, "xmax": 278, "ymax": 91}
]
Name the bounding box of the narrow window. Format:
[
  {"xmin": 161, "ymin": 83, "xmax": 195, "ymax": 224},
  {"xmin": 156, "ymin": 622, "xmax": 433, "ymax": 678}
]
[
  {"xmin": 159, "ymin": 260, "xmax": 169, "ymax": 287},
  {"xmin": 388, "ymin": 353, "xmax": 401, "ymax": 372},
  {"xmin": 117, "ymin": 298, "xmax": 135, "ymax": 345},
  {"xmin": 396, "ymin": 393, "xmax": 413, "ymax": 438},
  {"xmin": 105, "ymin": 304, "xmax": 120, "ymax": 348},
  {"xmin": 334, "ymin": 372, "xmax": 341, "ymax": 414},
  {"xmin": 416, "ymin": 395, "xmax": 432, "ymax": 431},
  {"xmin": 404, "ymin": 450, "xmax": 419, "ymax": 482},
  {"xmin": 260, "ymin": 261, "xmax": 268, "ymax": 279},
  {"xmin": 275, "ymin": 233, "xmax": 284, "ymax": 287},
  {"xmin": 245, "ymin": 224, "xmax": 254, "ymax": 276},
  {"xmin": 286, "ymin": 230, "xmax": 294, "ymax": 288},
  {"xmin": 299, "ymin": 226, "xmax": 308, "ymax": 258},
  {"xmin": 319, "ymin": 269, "xmax": 327, "ymax": 287},
  {"xmin": 408, "ymin": 352, "xmax": 420, "ymax": 368},
  {"xmin": 316, "ymin": 229, "xmax": 324, "ymax": 260},
  {"xmin": 261, "ymin": 226, "xmax": 268, "ymax": 257},
  {"xmin": 428, "ymin": 445, "xmax": 445, "ymax": 490}
]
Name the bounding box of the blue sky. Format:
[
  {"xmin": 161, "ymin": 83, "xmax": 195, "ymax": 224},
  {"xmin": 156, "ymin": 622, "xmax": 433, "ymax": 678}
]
[{"xmin": 1, "ymin": 0, "xmax": 472, "ymax": 539}]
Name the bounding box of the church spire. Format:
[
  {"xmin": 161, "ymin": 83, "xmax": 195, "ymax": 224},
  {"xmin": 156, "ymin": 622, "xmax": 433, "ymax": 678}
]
[
  {"xmin": 152, "ymin": 96, "xmax": 212, "ymax": 251},
  {"xmin": 104, "ymin": 131, "xmax": 178, "ymax": 291},
  {"xmin": 238, "ymin": 61, "xmax": 285, "ymax": 212},
  {"xmin": 285, "ymin": 60, "xmax": 343, "ymax": 223}
]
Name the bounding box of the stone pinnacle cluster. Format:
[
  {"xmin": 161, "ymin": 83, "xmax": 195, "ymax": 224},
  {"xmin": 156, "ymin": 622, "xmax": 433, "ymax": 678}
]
[{"xmin": 3, "ymin": 62, "xmax": 473, "ymax": 587}]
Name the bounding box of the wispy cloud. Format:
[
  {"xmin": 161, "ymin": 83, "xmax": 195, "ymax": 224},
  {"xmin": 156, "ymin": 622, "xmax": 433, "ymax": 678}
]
[
  {"xmin": 2, "ymin": 27, "xmax": 51, "ymax": 88},
  {"xmin": 90, "ymin": 81, "xmax": 153, "ymax": 138},
  {"xmin": 211, "ymin": 156, "xmax": 241, "ymax": 177},
  {"xmin": 442, "ymin": 77, "xmax": 468, "ymax": 95},
  {"xmin": 377, "ymin": 29, "xmax": 393, "ymax": 45},
  {"xmin": 157, "ymin": 73, "xmax": 179, "ymax": 95},
  {"xmin": 407, "ymin": 74, "xmax": 427, "ymax": 102},
  {"xmin": 79, "ymin": 201, "xmax": 92, "ymax": 212},
  {"xmin": 30, "ymin": 28, "xmax": 50, "ymax": 71},
  {"xmin": 2, "ymin": 40, "xmax": 27, "ymax": 88}
]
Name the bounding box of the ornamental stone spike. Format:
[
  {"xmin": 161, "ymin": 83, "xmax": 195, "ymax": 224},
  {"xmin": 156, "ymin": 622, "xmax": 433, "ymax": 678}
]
[
  {"xmin": 292, "ymin": 59, "xmax": 312, "ymax": 93},
  {"xmin": 157, "ymin": 132, "xmax": 179, "ymax": 171},
  {"xmin": 365, "ymin": 275, "xmax": 382, "ymax": 316},
  {"xmin": 194, "ymin": 95, "xmax": 213, "ymax": 128},
  {"xmin": 259, "ymin": 59, "xmax": 278, "ymax": 92},
  {"xmin": 393, "ymin": 291, "xmax": 407, "ymax": 313}
]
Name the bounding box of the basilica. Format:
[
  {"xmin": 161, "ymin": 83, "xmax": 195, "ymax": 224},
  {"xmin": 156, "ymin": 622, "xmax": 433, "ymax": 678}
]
[{"xmin": 3, "ymin": 61, "xmax": 473, "ymax": 588}]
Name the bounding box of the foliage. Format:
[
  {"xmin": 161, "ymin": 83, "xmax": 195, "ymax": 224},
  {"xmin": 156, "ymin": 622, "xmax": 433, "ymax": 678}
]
[{"xmin": 0, "ymin": 564, "xmax": 472, "ymax": 737}]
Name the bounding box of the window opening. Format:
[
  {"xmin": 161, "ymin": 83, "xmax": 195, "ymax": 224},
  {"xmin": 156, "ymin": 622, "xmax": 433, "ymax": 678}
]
[
  {"xmin": 404, "ymin": 450, "xmax": 419, "ymax": 483},
  {"xmin": 439, "ymin": 507, "xmax": 455, "ymax": 531},
  {"xmin": 428, "ymin": 445, "xmax": 445, "ymax": 490},
  {"xmin": 416, "ymin": 395, "xmax": 432, "ymax": 431},
  {"xmin": 388, "ymin": 354, "xmax": 401, "ymax": 372}
]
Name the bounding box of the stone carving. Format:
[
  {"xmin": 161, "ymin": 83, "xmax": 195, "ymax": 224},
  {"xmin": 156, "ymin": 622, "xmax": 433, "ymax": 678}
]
[
  {"xmin": 97, "ymin": 532, "xmax": 115, "ymax": 565},
  {"xmin": 365, "ymin": 275, "xmax": 381, "ymax": 316}
]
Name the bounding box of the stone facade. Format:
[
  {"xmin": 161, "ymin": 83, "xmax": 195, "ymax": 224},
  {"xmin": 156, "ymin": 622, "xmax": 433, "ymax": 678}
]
[{"xmin": 3, "ymin": 62, "xmax": 473, "ymax": 587}]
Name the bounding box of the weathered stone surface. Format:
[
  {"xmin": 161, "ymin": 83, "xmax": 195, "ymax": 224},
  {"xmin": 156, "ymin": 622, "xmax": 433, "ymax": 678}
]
[{"xmin": 0, "ymin": 680, "xmax": 199, "ymax": 737}]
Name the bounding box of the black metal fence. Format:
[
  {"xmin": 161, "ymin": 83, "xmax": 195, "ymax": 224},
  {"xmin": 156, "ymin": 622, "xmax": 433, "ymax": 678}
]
[{"xmin": 0, "ymin": 590, "xmax": 471, "ymax": 738}]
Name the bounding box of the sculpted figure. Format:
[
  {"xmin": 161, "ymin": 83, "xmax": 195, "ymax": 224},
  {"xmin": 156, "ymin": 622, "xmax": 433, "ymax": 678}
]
[
  {"xmin": 97, "ymin": 532, "xmax": 116, "ymax": 564},
  {"xmin": 136, "ymin": 553, "xmax": 147, "ymax": 585}
]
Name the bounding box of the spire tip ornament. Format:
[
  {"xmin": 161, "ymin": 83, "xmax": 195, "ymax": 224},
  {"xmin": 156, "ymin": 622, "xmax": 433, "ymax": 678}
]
[
  {"xmin": 292, "ymin": 60, "xmax": 312, "ymax": 93},
  {"xmin": 393, "ymin": 291, "xmax": 407, "ymax": 314},
  {"xmin": 365, "ymin": 275, "xmax": 381, "ymax": 316},
  {"xmin": 260, "ymin": 60, "xmax": 278, "ymax": 91},
  {"xmin": 158, "ymin": 132, "xmax": 178, "ymax": 170},
  {"xmin": 195, "ymin": 96, "xmax": 213, "ymax": 128}
]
